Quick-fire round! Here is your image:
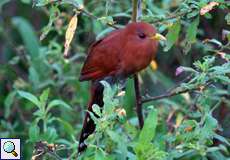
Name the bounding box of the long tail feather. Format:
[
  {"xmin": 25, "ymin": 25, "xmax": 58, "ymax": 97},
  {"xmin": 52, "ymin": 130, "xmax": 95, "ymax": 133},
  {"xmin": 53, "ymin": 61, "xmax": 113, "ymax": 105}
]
[{"xmin": 78, "ymin": 81, "xmax": 104, "ymax": 153}]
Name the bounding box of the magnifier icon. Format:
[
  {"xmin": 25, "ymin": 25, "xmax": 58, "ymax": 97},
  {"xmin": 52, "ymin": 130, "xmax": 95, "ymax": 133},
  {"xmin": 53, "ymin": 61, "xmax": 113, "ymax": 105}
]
[{"xmin": 3, "ymin": 141, "xmax": 18, "ymax": 157}]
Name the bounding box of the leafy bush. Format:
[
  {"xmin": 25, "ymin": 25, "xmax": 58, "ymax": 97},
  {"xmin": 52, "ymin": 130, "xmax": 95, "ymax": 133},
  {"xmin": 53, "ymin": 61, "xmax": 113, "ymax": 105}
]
[{"xmin": 0, "ymin": 0, "xmax": 229, "ymax": 159}]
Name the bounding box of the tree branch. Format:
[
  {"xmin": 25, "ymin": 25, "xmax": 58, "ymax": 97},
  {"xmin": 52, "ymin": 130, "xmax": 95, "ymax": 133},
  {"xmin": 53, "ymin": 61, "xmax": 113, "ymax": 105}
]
[
  {"xmin": 132, "ymin": 0, "xmax": 144, "ymax": 129},
  {"xmin": 132, "ymin": 0, "xmax": 138, "ymax": 22},
  {"xmin": 78, "ymin": 8, "xmax": 119, "ymax": 29},
  {"xmin": 142, "ymin": 82, "xmax": 212, "ymax": 103},
  {"xmin": 151, "ymin": 10, "xmax": 191, "ymax": 23}
]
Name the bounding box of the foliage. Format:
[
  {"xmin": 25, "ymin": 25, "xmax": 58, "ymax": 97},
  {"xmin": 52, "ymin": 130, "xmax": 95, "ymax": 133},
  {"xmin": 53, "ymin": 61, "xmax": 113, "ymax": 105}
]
[{"xmin": 0, "ymin": 0, "xmax": 229, "ymax": 159}]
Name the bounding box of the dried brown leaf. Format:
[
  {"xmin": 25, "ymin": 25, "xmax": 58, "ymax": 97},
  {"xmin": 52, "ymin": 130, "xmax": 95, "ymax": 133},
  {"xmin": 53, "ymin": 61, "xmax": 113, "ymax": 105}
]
[{"xmin": 64, "ymin": 14, "xmax": 78, "ymax": 57}]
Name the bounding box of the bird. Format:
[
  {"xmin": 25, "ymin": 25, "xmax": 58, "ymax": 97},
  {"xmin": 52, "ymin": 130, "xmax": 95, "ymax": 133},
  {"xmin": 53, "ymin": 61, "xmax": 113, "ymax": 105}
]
[{"xmin": 78, "ymin": 22, "xmax": 165, "ymax": 153}]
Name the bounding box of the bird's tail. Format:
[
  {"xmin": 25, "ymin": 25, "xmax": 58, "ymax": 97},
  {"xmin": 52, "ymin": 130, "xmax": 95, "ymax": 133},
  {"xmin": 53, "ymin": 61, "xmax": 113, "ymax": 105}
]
[{"xmin": 78, "ymin": 81, "xmax": 104, "ymax": 153}]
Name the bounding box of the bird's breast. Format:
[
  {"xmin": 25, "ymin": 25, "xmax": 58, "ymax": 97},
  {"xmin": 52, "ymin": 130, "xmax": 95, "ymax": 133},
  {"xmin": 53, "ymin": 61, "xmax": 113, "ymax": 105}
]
[{"xmin": 120, "ymin": 40, "xmax": 157, "ymax": 76}]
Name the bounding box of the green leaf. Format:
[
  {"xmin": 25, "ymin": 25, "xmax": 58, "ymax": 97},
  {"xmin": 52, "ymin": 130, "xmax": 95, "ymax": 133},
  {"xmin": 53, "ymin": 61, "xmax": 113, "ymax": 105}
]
[
  {"xmin": 12, "ymin": 17, "xmax": 40, "ymax": 58},
  {"xmin": 225, "ymin": 13, "xmax": 230, "ymax": 25},
  {"xmin": 208, "ymin": 151, "xmax": 228, "ymax": 160},
  {"xmin": 186, "ymin": 17, "xmax": 200, "ymax": 43},
  {"xmin": 56, "ymin": 118, "xmax": 75, "ymax": 136},
  {"xmin": 47, "ymin": 99, "xmax": 72, "ymax": 112},
  {"xmin": 92, "ymin": 104, "xmax": 102, "ymax": 117},
  {"xmin": 200, "ymin": 114, "xmax": 218, "ymax": 140},
  {"xmin": 215, "ymin": 75, "xmax": 230, "ymax": 84},
  {"xmin": 4, "ymin": 91, "xmax": 16, "ymax": 118},
  {"xmin": 186, "ymin": 10, "xmax": 199, "ymax": 19},
  {"xmin": 42, "ymin": 127, "xmax": 58, "ymax": 142},
  {"xmin": 20, "ymin": 0, "xmax": 31, "ymax": 4},
  {"xmin": 164, "ymin": 20, "xmax": 181, "ymax": 52},
  {"xmin": 33, "ymin": 110, "xmax": 44, "ymax": 117},
  {"xmin": 12, "ymin": 17, "xmax": 50, "ymax": 82},
  {"xmin": 213, "ymin": 134, "xmax": 230, "ymax": 146},
  {"xmin": 124, "ymin": 121, "xmax": 138, "ymax": 139},
  {"xmin": 95, "ymin": 149, "xmax": 106, "ymax": 160},
  {"xmin": 89, "ymin": 111, "xmax": 99, "ymax": 124},
  {"xmin": 107, "ymin": 130, "xmax": 128, "ymax": 159},
  {"xmin": 18, "ymin": 90, "xmax": 41, "ymax": 108},
  {"xmin": 139, "ymin": 106, "xmax": 158, "ymax": 144},
  {"xmin": 101, "ymin": 81, "xmax": 119, "ymax": 114},
  {"xmin": 0, "ymin": 0, "xmax": 10, "ymax": 11},
  {"xmin": 29, "ymin": 123, "xmax": 40, "ymax": 142},
  {"xmin": 39, "ymin": 88, "xmax": 50, "ymax": 107},
  {"xmin": 28, "ymin": 66, "xmax": 40, "ymax": 86}
]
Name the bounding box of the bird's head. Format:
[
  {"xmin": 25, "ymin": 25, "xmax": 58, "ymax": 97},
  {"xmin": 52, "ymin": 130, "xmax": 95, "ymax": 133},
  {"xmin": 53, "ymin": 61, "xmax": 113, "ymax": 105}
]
[{"xmin": 125, "ymin": 22, "xmax": 166, "ymax": 42}]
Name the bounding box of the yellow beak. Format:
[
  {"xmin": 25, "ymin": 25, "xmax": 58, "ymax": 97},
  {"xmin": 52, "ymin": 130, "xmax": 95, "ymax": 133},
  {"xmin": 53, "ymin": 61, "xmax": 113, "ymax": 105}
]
[{"xmin": 150, "ymin": 33, "xmax": 166, "ymax": 41}]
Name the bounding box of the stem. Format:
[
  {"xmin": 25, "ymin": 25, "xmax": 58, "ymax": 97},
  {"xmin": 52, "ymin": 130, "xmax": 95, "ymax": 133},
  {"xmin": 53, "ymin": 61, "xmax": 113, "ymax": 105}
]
[
  {"xmin": 43, "ymin": 118, "xmax": 47, "ymax": 133},
  {"xmin": 132, "ymin": 0, "xmax": 144, "ymax": 128},
  {"xmin": 142, "ymin": 82, "xmax": 212, "ymax": 103},
  {"xmin": 132, "ymin": 0, "xmax": 138, "ymax": 22},
  {"xmin": 151, "ymin": 10, "xmax": 190, "ymax": 23}
]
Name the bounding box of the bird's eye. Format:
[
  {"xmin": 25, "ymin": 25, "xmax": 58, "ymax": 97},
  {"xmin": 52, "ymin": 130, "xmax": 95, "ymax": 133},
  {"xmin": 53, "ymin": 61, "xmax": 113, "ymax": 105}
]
[{"xmin": 138, "ymin": 33, "xmax": 146, "ymax": 39}]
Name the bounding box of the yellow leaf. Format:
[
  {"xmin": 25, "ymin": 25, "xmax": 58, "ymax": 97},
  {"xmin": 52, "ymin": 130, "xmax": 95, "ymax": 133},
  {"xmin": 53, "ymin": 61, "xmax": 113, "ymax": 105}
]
[
  {"xmin": 150, "ymin": 60, "xmax": 158, "ymax": 71},
  {"xmin": 175, "ymin": 113, "xmax": 183, "ymax": 128},
  {"xmin": 200, "ymin": 2, "xmax": 219, "ymax": 16},
  {"xmin": 64, "ymin": 14, "xmax": 78, "ymax": 57}
]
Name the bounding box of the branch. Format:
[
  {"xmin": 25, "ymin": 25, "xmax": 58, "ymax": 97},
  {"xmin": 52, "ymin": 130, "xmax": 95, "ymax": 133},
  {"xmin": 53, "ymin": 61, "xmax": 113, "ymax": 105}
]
[
  {"xmin": 141, "ymin": 3, "xmax": 194, "ymax": 24},
  {"xmin": 142, "ymin": 82, "xmax": 212, "ymax": 103},
  {"xmin": 60, "ymin": 0, "xmax": 119, "ymax": 29},
  {"xmin": 132, "ymin": 0, "xmax": 144, "ymax": 129},
  {"xmin": 132, "ymin": 0, "xmax": 138, "ymax": 22},
  {"xmin": 79, "ymin": 8, "xmax": 119, "ymax": 29},
  {"xmin": 151, "ymin": 10, "xmax": 191, "ymax": 23}
]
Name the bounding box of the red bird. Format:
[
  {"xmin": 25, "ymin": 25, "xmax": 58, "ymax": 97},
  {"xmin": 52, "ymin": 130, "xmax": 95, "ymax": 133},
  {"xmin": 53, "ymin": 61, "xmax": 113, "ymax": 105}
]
[{"xmin": 78, "ymin": 22, "xmax": 165, "ymax": 152}]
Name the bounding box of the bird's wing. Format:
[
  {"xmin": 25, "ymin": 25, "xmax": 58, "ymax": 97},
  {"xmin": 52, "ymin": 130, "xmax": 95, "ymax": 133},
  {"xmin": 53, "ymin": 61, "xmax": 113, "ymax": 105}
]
[{"xmin": 79, "ymin": 29, "xmax": 123, "ymax": 81}]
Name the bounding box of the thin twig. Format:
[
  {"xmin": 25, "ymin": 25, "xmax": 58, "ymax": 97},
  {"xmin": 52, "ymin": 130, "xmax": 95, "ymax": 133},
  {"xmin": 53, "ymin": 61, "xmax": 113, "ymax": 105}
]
[
  {"xmin": 165, "ymin": 74, "xmax": 193, "ymax": 93},
  {"xmin": 79, "ymin": 8, "xmax": 119, "ymax": 29},
  {"xmin": 132, "ymin": 0, "xmax": 138, "ymax": 22},
  {"xmin": 142, "ymin": 82, "xmax": 212, "ymax": 103},
  {"xmin": 151, "ymin": 10, "xmax": 191, "ymax": 23},
  {"xmin": 132, "ymin": 0, "xmax": 144, "ymax": 129},
  {"xmin": 60, "ymin": 0, "xmax": 119, "ymax": 29}
]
